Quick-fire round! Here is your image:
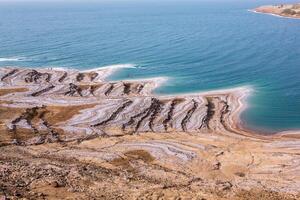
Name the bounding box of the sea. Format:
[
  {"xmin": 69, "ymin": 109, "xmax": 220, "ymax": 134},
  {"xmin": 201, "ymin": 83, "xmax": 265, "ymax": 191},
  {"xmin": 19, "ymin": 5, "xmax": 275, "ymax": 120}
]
[{"xmin": 0, "ymin": 0, "xmax": 299, "ymax": 133}]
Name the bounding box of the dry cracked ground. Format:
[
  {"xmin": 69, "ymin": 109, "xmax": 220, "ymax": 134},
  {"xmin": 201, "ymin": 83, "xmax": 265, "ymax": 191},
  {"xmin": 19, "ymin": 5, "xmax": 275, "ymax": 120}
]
[{"xmin": 0, "ymin": 67, "xmax": 300, "ymax": 200}]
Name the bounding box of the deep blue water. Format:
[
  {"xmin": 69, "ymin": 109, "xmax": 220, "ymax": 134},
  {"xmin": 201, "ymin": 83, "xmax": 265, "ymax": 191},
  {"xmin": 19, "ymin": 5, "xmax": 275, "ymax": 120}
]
[{"xmin": 0, "ymin": 0, "xmax": 299, "ymax": 133}]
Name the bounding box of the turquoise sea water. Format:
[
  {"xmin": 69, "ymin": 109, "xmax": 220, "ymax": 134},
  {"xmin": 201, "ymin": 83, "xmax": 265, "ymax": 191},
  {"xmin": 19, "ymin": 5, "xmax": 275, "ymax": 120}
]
[{"xmin": 0, "ymin": 0, "xmax": 299, "ymax": 133}]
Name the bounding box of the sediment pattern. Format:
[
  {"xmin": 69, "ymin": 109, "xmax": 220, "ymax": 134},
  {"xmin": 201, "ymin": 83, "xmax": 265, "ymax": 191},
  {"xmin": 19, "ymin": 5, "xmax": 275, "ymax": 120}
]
[
  {"xmin": 0, "ymin": 66, "xmax": 299, "ymax": 200},
  {"xmin": 0, "ymin": 67, "xmax": 224, "ymax": 139}
]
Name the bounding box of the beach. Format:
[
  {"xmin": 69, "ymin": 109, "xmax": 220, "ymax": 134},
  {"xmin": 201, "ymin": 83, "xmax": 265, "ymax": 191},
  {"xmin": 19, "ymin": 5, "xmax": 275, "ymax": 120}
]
[{"xmin": 0, "ymin": 66, "xmax": 299, "ymax": 199}]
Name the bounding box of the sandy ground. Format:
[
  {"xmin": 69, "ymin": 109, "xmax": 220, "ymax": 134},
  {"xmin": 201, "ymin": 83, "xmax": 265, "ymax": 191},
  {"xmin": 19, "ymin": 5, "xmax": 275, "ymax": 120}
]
[{"xmin": 0, "ymin": 67, "xmax": 299, "ymax": 200}]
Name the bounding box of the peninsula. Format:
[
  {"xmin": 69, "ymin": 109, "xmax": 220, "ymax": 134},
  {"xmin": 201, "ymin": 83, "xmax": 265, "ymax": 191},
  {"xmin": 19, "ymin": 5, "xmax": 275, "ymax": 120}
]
[
  {"xmin": 254, "ymin": 3, "xmax": 300, "ymax": 19},
  {"xmin": 0, "ymin": 67, "xmax": 299, "ymax": 199}
]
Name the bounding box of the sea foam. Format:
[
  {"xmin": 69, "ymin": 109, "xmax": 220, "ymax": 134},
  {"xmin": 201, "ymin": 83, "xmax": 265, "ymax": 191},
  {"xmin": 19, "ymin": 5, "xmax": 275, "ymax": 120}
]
[
  {"xmin": 83, "ymin": 64, "xmax": 137, "ymax": 72},
  {"xmin": 0, "ymin": 57, "xmax": 28, "ymax": 62}
]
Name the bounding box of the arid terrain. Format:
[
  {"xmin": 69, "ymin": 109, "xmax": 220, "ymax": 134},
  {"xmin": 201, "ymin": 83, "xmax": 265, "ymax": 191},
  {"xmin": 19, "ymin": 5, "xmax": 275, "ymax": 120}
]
[
  {"xmin": 0, "ymin": 67, "xmax": 300, "ymax": 200},
  {"xmin": 254, "ymin": 3, "xmax": 300, "ymax": 19}
]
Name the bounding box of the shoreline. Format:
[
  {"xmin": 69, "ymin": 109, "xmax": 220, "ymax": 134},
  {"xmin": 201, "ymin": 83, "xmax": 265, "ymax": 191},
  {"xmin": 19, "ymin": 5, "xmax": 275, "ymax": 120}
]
[
  {"xmin": 251, "ymin": 3, "xmax": 300, "ymax": 20},
  {"xmin": 0, "ymin": 65, "xmax": 298, "ymax": 137},
  {"xmin": 249, "ymin": 9, "xmax": 300, "ymax": 20},
  {"xmin": 1, "ymin": 65, "xmax": 300, "ymax": 199}
]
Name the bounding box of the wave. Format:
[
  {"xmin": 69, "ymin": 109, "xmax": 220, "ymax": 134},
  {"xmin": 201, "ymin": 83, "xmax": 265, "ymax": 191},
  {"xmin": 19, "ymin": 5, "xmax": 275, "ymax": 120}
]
[
  {"xmin": 83, "ymin": 64, "xmax": 137, "ymax": 72},
  {"xmin": 0, "ymin": 57, "xmax": 29, "ymax": 62},
  {"xmin": 6, "ymin": 64, "xmax": 137, "ymax": 72}
]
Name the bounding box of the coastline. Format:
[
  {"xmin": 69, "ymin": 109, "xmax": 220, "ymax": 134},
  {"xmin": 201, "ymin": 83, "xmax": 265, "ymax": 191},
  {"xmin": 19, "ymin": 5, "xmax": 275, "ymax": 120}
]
[
  {"xmin": 0, "ymin": 65, "xmax": 300, "ymax": 199},
  {"xmin": 250, "ymin": 3, "xmax": 300, "ymax": 20},
  {"xmin": 0, "ymin": 65, "xmax": 298, "ymax": 136},
  {"xmin": 249, "ymin": 9, "xmax": 300, "ymax": 20}
]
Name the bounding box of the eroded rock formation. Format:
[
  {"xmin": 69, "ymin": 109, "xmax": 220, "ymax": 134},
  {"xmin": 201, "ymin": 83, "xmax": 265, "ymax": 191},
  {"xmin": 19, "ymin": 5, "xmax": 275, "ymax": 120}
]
[{"xmin": 0, "ymin": 67, "xmax": 299, "ymax": 200}]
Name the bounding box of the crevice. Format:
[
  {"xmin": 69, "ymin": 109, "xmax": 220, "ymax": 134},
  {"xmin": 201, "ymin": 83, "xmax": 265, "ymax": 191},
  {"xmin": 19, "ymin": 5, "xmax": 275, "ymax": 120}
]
[
  {"xmin": 122, "ymin": 103, "xmax": 152, "ymax": 132},
  {"xmin": 92, "ymin": 100, "xmax": 133, "ymax": 127},
  {"xmin": 134, "ymin": 98, "xmax": 161, "ymax": 132},
  {"xmin": 123, "ymin": 83, "xmax": 131, "ymax": 95},
  {"xmin": 181, "ymin": 99, "xmax": 198, "ymax": 132},
  {"xmin": 90, "ymin": 72, "xmax": 98, "ymax": 81},
  {"xmin": 58, "ymin": 72, "xmax": 67, "ymax": 83},
  {"xmin": 1, "ymin": 69, "xmax": 18, "ymax": 81},
  {"xmin": 220, "ymin": 97, "xmax": 231, "ymax": 130},
  {"xmin": 9, "ymin": 106, "xmax": 61, "ymax": 145},
  {"xmin": 104, "ymin": 83, "xmax": 114, "ymax": 96},
  {"xmin": 163, "ymin": 99, "xmax": 182, "ymax": 131},
  {"xmin": 136, "ymin": 84, "xmax": 144, "ymax": 94},
  {"xmin": 76, "ymin": 132, "xmax": 102, "ymax": 143},
  {"xmin": 76, "ymin": 73, "xmax": 85, "ymax": 82},
  {"xmin": 24, "ymin": 70, "xmax": 51, "ymax": 83},
  {"xmin": 199, "ymin": 97, "xmax": 215, "ymax": 130},
  {"xmin": 10, "ymin": 106, "xmax": 40, "ymax": 135},
  {"xmin": 31, "ymin": 85, "xmax": 55, "ymax": 97},
  {"xmin": 38, "ymin": 109, "xmax": 61, "ymax": 143},
  {"xmin": 122, "ymin": 98, "xmax": 160, "ymax": 132},
  {"xmin": 64, "ymin": 83, "xmax": 82, "ymax": 97},
  {"xmin": 149, "ymin": 100, "xmax": 163, "ymax": 131},
  {"xmin": 89, "ymin": 85, "xmax": 98, "ymax": 96}
]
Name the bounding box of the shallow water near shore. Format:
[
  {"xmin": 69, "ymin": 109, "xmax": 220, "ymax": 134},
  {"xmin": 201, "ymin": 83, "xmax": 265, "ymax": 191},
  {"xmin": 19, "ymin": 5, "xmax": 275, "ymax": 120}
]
[{"xmin": 0, "ymin": 0, "xmax": 299, "ymax": 133}]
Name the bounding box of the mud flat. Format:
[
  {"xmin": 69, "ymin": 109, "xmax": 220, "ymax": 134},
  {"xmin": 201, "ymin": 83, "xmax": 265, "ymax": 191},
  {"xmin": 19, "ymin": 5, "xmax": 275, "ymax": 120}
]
[
  {"xmin": 252, "ymin": 3, "xmax": 300, "ymax": 19},
  {"xmin": 0, "ymin": 66, "xmax": 299, "ymax": 199}
]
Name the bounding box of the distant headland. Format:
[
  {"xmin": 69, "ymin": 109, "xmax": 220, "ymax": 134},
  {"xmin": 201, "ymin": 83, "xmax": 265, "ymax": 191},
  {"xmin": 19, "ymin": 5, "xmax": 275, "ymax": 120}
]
[{"xmin": 253, "ymin": 3, "xmax": 300, "ymax": 19}]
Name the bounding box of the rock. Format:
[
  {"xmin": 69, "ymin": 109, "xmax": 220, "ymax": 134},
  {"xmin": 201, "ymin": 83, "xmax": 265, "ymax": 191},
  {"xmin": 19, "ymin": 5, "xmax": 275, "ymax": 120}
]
[
  {"xmin": 235, "ymin": 172, "xmax": 246, "ymax": 177},
  {"xmin": 50, "ymin": 181, "xmax": 59, "ymax": 188},
  {"xmin": 212, "ymin": 161, "xmax": 221, "ymax": 170},
  {"xmin": 218, "ymin": 181, "xmax": 232, "ymax": 191},
  {"xmin": 37, "ymin": 192, "xmax": 44, "ymax": 197},
  {"xmin": 11, "ymin": 139, "xmax": 19, "ymax": 145}
]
